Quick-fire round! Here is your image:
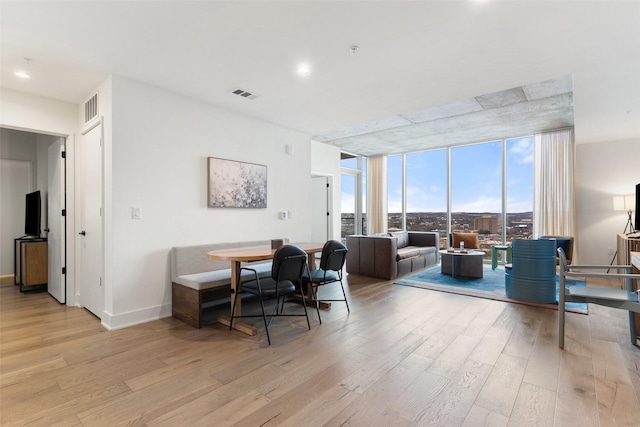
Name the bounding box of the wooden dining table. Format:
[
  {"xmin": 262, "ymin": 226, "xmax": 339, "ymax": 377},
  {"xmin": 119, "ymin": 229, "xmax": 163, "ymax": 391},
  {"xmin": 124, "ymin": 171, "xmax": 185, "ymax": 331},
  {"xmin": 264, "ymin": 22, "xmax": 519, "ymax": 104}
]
[{"xmin": 208, "ymin": 242, "xmax": 325, "ymax": 336}]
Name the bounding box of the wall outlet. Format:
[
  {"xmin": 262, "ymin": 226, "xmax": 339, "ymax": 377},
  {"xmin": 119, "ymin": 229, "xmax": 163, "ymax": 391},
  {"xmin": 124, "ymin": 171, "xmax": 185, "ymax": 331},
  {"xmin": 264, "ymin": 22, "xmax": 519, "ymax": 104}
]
[
  {"xmin": 132, "ymin": 207, "xmax": 142, "ymax": 219},
  {"xmin": 607, "ymin": 247, "xmax": 614, "ymax": 256}
]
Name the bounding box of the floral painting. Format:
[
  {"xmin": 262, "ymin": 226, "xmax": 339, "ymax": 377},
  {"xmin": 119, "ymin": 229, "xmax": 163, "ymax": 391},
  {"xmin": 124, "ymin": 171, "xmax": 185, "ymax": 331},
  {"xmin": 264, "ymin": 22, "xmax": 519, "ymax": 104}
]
[{"xmin": 207, "ymin": 157, "xmax": 267, "ymax": 208}]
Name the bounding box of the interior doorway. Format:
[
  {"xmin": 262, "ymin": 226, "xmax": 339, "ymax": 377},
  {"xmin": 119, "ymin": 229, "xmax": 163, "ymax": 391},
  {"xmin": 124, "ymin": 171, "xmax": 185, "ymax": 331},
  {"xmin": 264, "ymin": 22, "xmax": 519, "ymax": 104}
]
[{"xmin": 0, "ymin": 127, "xmax": 70, "ymax": 304}]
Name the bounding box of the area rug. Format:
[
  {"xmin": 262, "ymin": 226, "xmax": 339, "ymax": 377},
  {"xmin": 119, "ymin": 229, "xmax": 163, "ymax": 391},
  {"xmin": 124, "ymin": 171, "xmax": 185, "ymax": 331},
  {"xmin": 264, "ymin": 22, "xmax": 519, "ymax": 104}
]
[{"xmin": 395, "ymin": 266, "xmax": 587, "ymax": 314}]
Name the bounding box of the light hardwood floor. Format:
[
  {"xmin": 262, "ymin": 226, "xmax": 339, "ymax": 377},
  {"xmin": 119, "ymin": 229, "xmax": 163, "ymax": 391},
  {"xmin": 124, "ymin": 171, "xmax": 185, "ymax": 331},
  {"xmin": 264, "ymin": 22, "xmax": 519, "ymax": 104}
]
[{"xmin": 1, "ymin": 273, "xmax": 639, "ymax": 426}]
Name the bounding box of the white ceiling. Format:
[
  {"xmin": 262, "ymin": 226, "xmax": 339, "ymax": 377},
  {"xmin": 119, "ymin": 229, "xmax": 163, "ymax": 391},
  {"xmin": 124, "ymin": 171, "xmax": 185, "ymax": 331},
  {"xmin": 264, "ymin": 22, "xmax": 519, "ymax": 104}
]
[{"xmin": 2, "ymin": 1, "xmax": 639, "ymax": 156}]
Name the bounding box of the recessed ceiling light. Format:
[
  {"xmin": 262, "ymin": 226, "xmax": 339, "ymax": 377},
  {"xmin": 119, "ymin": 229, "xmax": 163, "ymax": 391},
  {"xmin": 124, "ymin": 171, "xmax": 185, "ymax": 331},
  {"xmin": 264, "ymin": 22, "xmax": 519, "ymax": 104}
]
[
  {"xmin": 297, "ymin": 63, "xmax": 311, "ymax": 77},
  {"xmin": 14, "ymin": 71, "xmax": 30, "ymax": 79}
]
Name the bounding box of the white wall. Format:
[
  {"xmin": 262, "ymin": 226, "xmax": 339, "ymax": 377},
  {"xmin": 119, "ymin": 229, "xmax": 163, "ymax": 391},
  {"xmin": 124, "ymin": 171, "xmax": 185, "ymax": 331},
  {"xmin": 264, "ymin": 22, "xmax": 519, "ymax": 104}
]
[
  {"xmin": 0, "ymin": 89, "xmax": 77, "ymax": 136},
  {"xmin": 575, "ymin": 137, "xmax": 639, "ymax": 265},
  {"xmin": 310, "ymin": 140, "xmax": 342, "ymax": 241},
  {"xmin": 104, "ymin": 76, "xmax": 313, "ymax": 328},
  {"xmin": 0, "ymin": 129, "xmax": 37, "ymax": 275},
  {"xmin": 0, "ymin": 127, "xmax": 37, "ymax": 179}
]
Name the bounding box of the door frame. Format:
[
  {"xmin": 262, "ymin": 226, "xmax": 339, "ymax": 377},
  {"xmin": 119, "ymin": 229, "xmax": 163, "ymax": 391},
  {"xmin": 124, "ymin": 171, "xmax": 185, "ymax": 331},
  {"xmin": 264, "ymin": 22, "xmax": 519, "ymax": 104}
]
[
  {"xmin": 0, "ymin": 126, "xmax": 77, "ymax": 307},
  {"xmin": 78, "ymin": 118, "xmax": 104, "ymax": 318}
]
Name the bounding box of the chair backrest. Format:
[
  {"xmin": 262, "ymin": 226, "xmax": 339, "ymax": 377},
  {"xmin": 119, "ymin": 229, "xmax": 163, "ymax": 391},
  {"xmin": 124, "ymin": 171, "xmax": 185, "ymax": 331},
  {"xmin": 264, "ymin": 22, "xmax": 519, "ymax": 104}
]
[
  {"xmin": 509, "ymin": 238, "xmax": 556, "ymax": 276},
  {"xmin": 319, "ymin": 240, "xmax": 348, "ymax": 272},
  {"xmin": 272, "ymin": 245, "xmax": 307, "ymax": 282},
  {"xmin": 452, "ymin": 232, "xmax": 479, "ymax": 249},
  {"xmin": 540, "ymin": 235, "xmax": 574, "ymax": 262}
]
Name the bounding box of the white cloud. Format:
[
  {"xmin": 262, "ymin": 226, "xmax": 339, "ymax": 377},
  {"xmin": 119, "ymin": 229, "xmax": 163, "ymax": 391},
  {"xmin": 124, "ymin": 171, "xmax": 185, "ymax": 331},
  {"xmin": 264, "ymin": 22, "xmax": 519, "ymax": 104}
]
[{"xmin": 508, "ymin": 138, "xmax": 534, "ymax": 164}]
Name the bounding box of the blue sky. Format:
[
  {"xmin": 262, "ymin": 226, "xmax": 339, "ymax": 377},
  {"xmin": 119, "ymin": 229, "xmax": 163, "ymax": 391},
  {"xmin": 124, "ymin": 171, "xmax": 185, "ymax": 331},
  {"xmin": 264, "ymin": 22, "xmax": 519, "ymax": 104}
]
[{"xmin": 342, "ymin": 137, "xmax": 534, "ymax": 214}]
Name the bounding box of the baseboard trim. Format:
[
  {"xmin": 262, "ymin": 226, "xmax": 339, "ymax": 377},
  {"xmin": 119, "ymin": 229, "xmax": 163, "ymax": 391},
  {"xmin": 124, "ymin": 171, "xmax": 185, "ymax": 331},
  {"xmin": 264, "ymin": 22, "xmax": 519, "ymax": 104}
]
[{"xmin": 101, "ymin": 303, "xmax": 172, "ymax": 331}]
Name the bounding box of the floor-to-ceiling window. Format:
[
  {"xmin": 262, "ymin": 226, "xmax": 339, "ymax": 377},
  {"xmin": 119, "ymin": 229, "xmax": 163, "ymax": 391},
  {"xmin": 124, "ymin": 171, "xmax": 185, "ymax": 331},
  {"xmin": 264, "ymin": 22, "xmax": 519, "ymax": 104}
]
[
  {"xmin": 387, "ymin": 154, "xmax": 403, "ymax": 231},
  {"xmin": 341, "ymin": 153, "xmax": 365, "ymax": 240},
  {"xmin": 505, "ymin": 136, "xmax": 534, "ymax": 242},
  {"xmin": 451, "ymin": 141, "xmax": 502, "ymax": 255},
  {"xmin": 386, "ymin": 136, "xmax": 534, "ymax": 255},
  {"xmin": 405, "ymin": 149, "xmax": 447, "ymax": 247}
]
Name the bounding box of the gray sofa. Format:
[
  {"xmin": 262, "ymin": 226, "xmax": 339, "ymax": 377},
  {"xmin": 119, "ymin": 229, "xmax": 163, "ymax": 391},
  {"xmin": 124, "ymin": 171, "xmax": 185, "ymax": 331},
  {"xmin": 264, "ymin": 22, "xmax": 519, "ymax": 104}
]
[{"xmin": 346, "ymin": 231, "xmax": 439, "ymax": 280}]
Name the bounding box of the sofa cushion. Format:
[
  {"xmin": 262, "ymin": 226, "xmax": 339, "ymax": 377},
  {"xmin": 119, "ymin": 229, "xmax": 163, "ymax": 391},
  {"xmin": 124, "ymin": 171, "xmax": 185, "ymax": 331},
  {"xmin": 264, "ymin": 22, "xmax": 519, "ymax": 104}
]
[
  {"xmin": 389, "ymin": 231, "xmax": 409, "ymax": 248},
  {"xmin": 452, "ymin": 232, "xmax": 479, "ymax": 249},
  {"xmin": 396, "ymin": 246, "xmax": 420, "ymax": 260},
  {"xmin": 396, "ymin": 245, "xmax": 437, "ymax": 261}
]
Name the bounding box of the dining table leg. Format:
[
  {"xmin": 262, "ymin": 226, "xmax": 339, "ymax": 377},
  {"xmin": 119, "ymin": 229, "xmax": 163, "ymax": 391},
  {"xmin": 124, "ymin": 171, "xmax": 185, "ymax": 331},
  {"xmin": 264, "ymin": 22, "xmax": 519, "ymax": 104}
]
[{"xmin": 217, "ymin": 260, "xmax": 258, "ymax": 336}]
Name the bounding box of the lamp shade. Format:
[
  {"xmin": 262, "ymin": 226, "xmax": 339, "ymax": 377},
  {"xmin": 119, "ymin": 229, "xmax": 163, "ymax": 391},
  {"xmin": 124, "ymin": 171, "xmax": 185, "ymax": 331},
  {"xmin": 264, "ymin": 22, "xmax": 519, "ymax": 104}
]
[
  {"xmin": 614, "ymin": 194, "xmax": 635, "ymax": 211},
  {"xmin": 624, "ymin": 194, "xmax": 635, "ymax": 211}
]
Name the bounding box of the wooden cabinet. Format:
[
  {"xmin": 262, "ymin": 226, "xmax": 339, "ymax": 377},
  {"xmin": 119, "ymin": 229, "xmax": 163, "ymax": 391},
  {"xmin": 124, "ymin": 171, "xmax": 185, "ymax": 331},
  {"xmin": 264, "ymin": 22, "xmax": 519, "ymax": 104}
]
[
  {"xmin": 14, "ymin": 238, "xmax": 48, "ymax": 292},
  {"xmin": 617, "ymin": 233, "xmax": 640, "ymax": 266},
  {"xmin": 618, "ymin": 233, "xmax": 640, "ymax": 342}
]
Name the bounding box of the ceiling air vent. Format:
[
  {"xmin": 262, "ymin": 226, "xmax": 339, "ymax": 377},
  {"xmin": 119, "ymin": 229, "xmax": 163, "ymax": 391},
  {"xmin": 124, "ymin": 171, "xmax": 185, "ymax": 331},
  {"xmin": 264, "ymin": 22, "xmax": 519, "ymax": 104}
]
[
  {"xmin": 84, "ymin": 93, "xmax": 98, "ymax": 124},
  {"xmin": 230, "ymin": 87, "xmax": 260, "ymax": 100}
]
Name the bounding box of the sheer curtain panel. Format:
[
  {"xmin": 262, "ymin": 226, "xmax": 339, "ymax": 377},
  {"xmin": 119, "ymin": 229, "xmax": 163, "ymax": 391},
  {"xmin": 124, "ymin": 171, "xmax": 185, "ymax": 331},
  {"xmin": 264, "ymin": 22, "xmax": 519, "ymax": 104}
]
[
  {"xmin": 367, "ymin": 155, "xmax": 388, "ymax": 234},
  {"xmin": 533, "ymin": 128, "xmax": 577, "ymax": 259}
]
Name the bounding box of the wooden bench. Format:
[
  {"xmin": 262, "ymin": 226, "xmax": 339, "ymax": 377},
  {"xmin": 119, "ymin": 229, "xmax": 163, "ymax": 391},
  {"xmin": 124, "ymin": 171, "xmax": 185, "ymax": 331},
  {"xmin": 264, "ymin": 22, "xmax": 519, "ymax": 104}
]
[{"xmin": 170, "ymin": 239, "xmax": 287, "ymax": 328}]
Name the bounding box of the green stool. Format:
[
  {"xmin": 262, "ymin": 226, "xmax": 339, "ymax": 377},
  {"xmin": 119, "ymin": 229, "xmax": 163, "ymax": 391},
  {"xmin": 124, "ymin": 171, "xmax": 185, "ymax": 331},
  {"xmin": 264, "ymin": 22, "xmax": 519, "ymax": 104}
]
[{"xmin": 491, "ymin": 245, "xmax": 512, "ymax": 270}]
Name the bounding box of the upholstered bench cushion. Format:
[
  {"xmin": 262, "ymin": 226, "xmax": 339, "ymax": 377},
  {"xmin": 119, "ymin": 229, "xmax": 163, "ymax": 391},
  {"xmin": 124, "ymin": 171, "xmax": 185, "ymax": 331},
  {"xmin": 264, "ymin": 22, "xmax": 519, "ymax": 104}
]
[{"xmin": 174, "ymin": 262, "xmax": 272, "ymax": 291}]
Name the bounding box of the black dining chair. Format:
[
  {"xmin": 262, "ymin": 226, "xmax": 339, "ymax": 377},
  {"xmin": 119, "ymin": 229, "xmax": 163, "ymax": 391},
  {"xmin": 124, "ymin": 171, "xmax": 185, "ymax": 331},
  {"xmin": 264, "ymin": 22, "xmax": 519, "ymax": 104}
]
[
  {"xmin": 229, "ymin": 244, "xmax": 311, "ymax": 345},
  {"xmin": 302, "ymin": 240, "xmax": 349, "ymax": 324}
]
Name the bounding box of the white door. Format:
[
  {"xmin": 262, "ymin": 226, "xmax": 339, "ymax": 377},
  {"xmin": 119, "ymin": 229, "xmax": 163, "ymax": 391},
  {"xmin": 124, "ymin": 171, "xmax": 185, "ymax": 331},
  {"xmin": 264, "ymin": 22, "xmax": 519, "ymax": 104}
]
[
  {"xmin": 47, "ymin": 138, "xmax": 66, "ymax": 303},
  {"xmin": 311, "ymin": 176, "xmax": 330, "ymax": 243},
  {"xmin": 79, "ymin": 123, "xmax": 103, "ymax": 318}
]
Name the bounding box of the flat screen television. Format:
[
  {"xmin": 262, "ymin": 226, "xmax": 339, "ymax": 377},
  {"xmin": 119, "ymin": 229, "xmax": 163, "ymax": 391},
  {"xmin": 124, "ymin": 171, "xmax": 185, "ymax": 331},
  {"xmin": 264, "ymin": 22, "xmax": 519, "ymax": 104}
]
[{"xmin": 24, "ymin": 190, "xmax": 41, "ymax": 238}]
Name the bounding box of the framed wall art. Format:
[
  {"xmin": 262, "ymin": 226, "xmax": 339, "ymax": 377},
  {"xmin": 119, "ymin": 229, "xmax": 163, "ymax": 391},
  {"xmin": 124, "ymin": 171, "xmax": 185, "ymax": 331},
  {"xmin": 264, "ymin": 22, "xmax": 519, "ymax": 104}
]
[{"xmin": 207, "ymin": 157, "xmax": 267, "ymax": 208}]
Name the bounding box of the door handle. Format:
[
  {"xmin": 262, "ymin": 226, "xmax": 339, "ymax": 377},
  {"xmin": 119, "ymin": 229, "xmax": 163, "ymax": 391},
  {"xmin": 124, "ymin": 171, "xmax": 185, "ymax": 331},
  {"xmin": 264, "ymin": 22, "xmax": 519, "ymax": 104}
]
[
  {"xmin": 79, "ymin": 231, "xmax": 86, "ymax": 236},
  {"xmin": 44, "ymin": 228, "xmax": 50, "ymax": 233}
]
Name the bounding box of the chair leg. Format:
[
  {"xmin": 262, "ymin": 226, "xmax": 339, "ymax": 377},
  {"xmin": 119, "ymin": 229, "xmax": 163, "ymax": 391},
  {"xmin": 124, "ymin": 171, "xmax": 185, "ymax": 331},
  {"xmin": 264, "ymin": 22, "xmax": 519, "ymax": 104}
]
[
  {"xmin": 299, "ymin": 286, "xmax": 311, "ymax": 331},
  {"xmin": 339, "ymin": 280, "xmax": 350, "ymax": 313},
  {"xmin": 258, "ymin": 297, "xmax": 271, "ymax": 346},
  {"xmin": 312, "ymin": 284, "xmax": 322, "ymax": 324},
  {"xmin": 229, "ymin": 290, "xmax": 240, "ymax": 331},
  {"xmin": 558, "ymin": 273, "xmax": 566, "ymax": 349}
]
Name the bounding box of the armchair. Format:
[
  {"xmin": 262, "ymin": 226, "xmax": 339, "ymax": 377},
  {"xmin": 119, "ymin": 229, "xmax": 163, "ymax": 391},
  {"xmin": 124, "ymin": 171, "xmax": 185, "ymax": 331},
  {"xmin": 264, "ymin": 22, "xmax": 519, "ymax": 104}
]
[
  {"xmin": 504, "ymin": 238, "xmax": 557, "ymax": 303},
  {"xmin": 452, "ymin": 232, "xmax": 479, "ymax": 249},
  {"xmin": 557, "ymin": 248, "xmax": 640, "ymax": 348}
]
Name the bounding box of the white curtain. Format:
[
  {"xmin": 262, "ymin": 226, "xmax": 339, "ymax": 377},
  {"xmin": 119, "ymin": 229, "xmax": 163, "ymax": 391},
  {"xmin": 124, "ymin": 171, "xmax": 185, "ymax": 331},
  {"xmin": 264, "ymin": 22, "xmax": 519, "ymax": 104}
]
[
  {"xmin": 533, "ymin": 128, "xmax": 577, "ymax": 255},
  {"xmin": 367, "ymin": 155, "xmax": 388, "ymax": 234}
]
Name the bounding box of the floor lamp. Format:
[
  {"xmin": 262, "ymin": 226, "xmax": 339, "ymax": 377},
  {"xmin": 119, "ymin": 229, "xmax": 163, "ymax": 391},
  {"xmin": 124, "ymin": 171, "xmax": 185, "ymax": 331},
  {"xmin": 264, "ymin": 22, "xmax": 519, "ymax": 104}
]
[
  {"xmin": 614, "ymin": 194, "xmax": 636, "ymax": 234},
  {"xmin": 609, "ymin": 194, "xmax": 636, "ymax": 268}
]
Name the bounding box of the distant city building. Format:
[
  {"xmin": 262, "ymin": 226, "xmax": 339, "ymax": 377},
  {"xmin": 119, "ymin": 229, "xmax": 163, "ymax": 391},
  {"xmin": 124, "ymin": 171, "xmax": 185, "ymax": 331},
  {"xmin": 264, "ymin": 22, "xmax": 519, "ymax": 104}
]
[{"xmin": 474, "ymin": 215, "xmax": 499, "ymax": 234}]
